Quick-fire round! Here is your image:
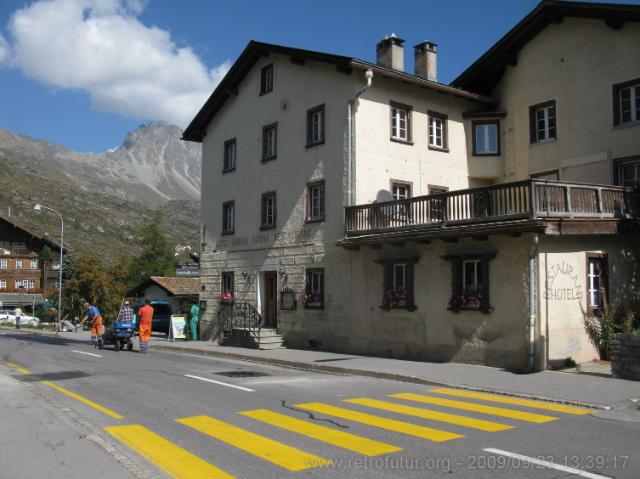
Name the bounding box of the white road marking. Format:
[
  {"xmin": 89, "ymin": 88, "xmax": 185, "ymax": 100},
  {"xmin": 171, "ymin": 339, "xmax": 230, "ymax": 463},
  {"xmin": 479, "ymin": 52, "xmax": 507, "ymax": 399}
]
[
  {"xmin": 184, "ymin": 374, "xmax": 255, "ymax": 392},
  {"xmin": 483, "ymin": 448, "xmax": 613, "ymax": 479},
  {"xmin": 71, "ymin": 350, "xmax": 102, "ymax": 358}
]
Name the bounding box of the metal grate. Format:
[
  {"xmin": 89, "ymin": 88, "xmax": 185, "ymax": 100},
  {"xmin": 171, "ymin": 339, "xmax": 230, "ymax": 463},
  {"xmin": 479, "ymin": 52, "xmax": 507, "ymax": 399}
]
[{"xmin": 215, "ymin": 371, "xmax": 268, "ymax": 378}]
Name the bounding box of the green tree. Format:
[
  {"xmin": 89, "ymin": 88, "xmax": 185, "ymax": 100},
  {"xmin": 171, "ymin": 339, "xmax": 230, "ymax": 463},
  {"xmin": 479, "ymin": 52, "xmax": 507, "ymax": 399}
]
[
  {"xmin": 63, "ymin": 254, "xmax": 121, "ymax": 323},
  {"xmin": 127, "ymin": 212, "xmax": 175, "ymax": 287}
]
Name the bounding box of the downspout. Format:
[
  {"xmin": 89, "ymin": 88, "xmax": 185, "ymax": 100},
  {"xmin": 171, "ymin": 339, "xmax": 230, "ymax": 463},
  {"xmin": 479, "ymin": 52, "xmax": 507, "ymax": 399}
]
[
  {"xmin": 528, "ymin": 234, "xmax": 540, "ymax": 371},
  {"xmin": 347, "ymin": 69, "xmax": 373, "ymax": 206}
]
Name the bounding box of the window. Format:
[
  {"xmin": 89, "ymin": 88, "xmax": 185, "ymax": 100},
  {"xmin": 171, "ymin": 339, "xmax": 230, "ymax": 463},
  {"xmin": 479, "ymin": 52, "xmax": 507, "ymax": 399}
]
[
  {"xmin": 529, "ymin": 101, "xmax": 556, "ymax": 143},
  {"xmin": 52, "ymin": 262, "xmax": 60, "ymax": 271},
  {"xmin": 391, "ymin": 181, "xmax": 412, "ymax": 200},
  {"xmin": 260, "ymin": 63, "xmax": 273, "ymax": 95},
  {"xmin": 306, "ymin": 181, "xmax": 325, "ymax": 222},
  {"xmin": 15, "ymin": 259, "xmax": 22, "ymax": 269},
  {"xmin": 15, "ymin": 279, "xmax": 34, "ymax": 289},
  {"xmin": 530, "ymin": 170, "xmax": 560, "ymax": 181},
  {"xmin": 587, "ymin": 254, "xmax": 608, "ymax": 312},
  {"xmin": 613, "ymin": 78, "xmax": 640, "ymax": 126},
  {"xmin": 0, "ymin": 279, "xmax": 5, "ymax": 290},
  {"xmin": 391, "ymin": 180, "xmax": 412, "ymax": 219},
  {"xmin": 307, "ymin": 105, "xmax": 325, "ymax": 147},
  {"xmin": 378, "ymin": 257, "xmax": 419, "ymax": 311},
  {"xmin": 222, "ymin": 201, "xmax": 235, "ymax": 235},
  {"xmin": 445, "ymin": 253, "xmax": 495, "ymax": 313},
  {"xmin": 262, "ymin": 123, "xmax": 277, "ymax": 161},
  {"xmin": 463, "ymin": 260, "xmax": 482, "ymax": 300},
  {"xmin": 261, "ymin": 192, "xmax": 277, "ymax": 229},
  {"xmin": 473, "ymin": 121, "xmax": 500, "ymax": 155},
  {"xmin": 304, "ymin": 268, "xmax": 324, "ymax": 309},
  {"xmin": 428, "ymin": 111, "xmax": 448, "ymax": 150},
  {"xmin": 30, "ymin": 259, "xmax": 38, "ymax": 269},
  {"xmin": 390, "ymin": 102, "xmax": 412, "ymax": 142},
  {"xmin": 617, "ymin": 158, "xmax": 640, "ymax": 187},
  {"xmin": 223, "ymin": 138, "xmax": 236, "ymax": 172},
  {"xmin": 0, "ymin": 258, "xmax": 6, "ymax": 269},
  {"xmin": 222, "ymin": 271, "xmax": 234, "ymax": 300}
]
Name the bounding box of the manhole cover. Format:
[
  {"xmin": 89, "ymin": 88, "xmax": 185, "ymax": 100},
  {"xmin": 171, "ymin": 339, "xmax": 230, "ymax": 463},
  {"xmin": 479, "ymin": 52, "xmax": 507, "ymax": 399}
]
[{"xmin": 215, "ymin": 371, "xmax": 268, "ymax": 378}]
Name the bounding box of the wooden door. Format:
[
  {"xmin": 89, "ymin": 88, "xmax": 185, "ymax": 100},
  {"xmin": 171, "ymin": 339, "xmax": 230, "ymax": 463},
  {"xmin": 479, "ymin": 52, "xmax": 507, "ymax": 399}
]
[{"xmin": 264, "ymin": 271, "xmax": 277, "ymax": 328}]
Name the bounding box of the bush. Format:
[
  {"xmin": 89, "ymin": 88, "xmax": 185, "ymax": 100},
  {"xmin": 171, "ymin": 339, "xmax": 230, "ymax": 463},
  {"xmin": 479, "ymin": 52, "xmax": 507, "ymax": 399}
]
[{"xmin": 584, "ymin": 304, "xmax": 640, "ymax": 359}]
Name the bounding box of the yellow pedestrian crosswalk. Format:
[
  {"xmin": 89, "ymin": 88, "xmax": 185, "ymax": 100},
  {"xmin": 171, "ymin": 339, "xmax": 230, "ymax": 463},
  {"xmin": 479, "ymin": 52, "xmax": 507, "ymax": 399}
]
[
  {"xmin": 429, "ymin": 388, "xmax": 592, "ymax": 415},
  {"xmin": 295, "ymin": 402, "xmax": 464, "ymax": 442},
  {"xmin": 104, "ymin": 424, "xmax": 234, "ymax": 479},
  {"xmin": 343, "ymin": 397, "xmax": 514, "ymax": 432},
  {"xmin": 5, "ymin": 360, "xmax": 596, "ymax": 478},
  {"xmin": 176, "ymin": 415, "xmax": 332, "ymax": 471},
  {"xmin": 389, "ymin": 392, "xmax": 559, "ymax": 423},
  {"xmin": 240, "ymin": 408, "xmax": 403, "ymax": 456}
]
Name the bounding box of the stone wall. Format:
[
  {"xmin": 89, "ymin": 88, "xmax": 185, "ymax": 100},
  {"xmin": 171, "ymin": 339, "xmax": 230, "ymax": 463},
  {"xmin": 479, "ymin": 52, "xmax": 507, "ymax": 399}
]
[{"xmin": 610, "ymin": 333, "xmax": 640, "ymax": 381}]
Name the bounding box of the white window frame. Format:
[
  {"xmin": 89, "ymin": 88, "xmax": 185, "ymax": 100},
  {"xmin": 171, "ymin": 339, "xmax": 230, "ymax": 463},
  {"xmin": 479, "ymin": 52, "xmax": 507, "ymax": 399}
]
[
  {"xmin": 15, "ymin": 259, "xmax": 23, "ymax": 269},
  {"xmin": 262, "ymin": 192, "xmax": 276, "ymax": 228},
  {"xmin": 0, "ymin": 258, "xmax": 7, "ymax": 269},
  {"xmin": 587, "ymin": 257, "xmax": 606, "ymax": 310},
  {"xmin": 30, "ymin": 259, "xmax": 38, "ymax": 269},
  {"xmin": 534, "ymin": 104, "xmax": 556, "ymax": 142},
  {"xmin": 429, "ymin": 115, "xmax": 444, "ymax": 148},
  {"xmin": 224, "ymin": 139, "xmax": 236, "ymax": 171},
  {"xmin": 620, "ymin": 160, "xmax": 640, "ymax": 188},
  {"xmin": 619, "ymin": 83, "xmax": 640, "ymax": 124},
  {"xmin": 391, "ymin": 105, "xmax": 409, "ymax": 141},
  {"xmin": 307, "ymin": 182, "xmax": 325, "ymax": 221},
  {"xmin": 474, "ymin": 123, "xmax": 499, "ymax": 155},
  {"xmin": 392, "ymin": 183, "xmax": 411, "ymax": 201},
  {"xmin": 310, "ymin": 108, "xmax": 324, "ymax": 145},
  {"xmin": 393, "ymin": 263, "xmax": 407, "ymax": 292},
  {"xmin": 0, "ymin": 279, "xmax": 6, "ymax": 289},
  {"xmin": 223, "ymin": 202, "xmax": 235, "ymax": 234},
  {"xmin": 462, "ymin": 259, "xmax": 482, "ymax": 293},
  {"xmin": 263, "ymin": 124, "xmax": 277, "ymax": 159}
]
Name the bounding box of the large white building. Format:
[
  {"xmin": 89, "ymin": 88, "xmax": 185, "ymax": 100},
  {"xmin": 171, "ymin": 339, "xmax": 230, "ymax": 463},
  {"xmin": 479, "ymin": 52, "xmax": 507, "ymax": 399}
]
[{"xmin": 184, "ymin": 0, "xmax": 640, "ymax": 370}]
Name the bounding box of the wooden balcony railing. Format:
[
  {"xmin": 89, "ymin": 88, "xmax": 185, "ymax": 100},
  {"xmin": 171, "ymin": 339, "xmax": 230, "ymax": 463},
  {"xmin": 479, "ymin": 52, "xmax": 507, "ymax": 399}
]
[{"xmin": 345, "ymin": 180, "xmax": 632, "ymax": 236}]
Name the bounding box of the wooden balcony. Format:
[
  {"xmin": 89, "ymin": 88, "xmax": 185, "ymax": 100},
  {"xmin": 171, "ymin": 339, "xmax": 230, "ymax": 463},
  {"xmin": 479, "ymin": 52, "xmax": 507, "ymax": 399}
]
[{"xmin": 343, "ymin": 180, "xmax": 635, "ymax": 244}]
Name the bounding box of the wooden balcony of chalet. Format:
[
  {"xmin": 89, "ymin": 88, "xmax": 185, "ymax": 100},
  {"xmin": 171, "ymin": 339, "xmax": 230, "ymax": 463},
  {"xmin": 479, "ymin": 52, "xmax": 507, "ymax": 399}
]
[{"xmin": 340, "ymin": 180, "xmax": 638, "ymax": 247}]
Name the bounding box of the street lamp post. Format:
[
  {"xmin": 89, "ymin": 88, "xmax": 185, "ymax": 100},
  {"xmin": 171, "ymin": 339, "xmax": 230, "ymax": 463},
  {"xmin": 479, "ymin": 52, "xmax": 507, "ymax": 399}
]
[{"xmin": 34, "ymin": 204, "xmax": 64, "ymax": 333}]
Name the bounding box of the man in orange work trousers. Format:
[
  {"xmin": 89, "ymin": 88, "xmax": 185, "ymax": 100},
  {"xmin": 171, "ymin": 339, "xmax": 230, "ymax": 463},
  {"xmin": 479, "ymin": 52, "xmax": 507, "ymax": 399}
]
[
  {"xmin": 81, "ymin": 302, "xmax": 103, "ymax": 344},
  {"xmin": 137, "ymin": 298, "xmax": 154, "ymax": 353}
]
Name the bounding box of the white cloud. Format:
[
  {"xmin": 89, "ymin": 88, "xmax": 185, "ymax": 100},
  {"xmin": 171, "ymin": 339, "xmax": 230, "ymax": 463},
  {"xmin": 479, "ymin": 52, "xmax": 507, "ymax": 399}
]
[
  {"xmin": 6, "ymin": 0, "xmax": 229, "ymax": 127},
  {"xmin": 0, "ymin": 33, "xmax": 9, "ymax": 64}
]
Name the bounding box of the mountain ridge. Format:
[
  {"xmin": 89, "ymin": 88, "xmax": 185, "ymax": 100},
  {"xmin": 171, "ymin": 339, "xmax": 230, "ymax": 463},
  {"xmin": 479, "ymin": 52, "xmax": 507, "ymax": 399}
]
[{"xmin": 0, "ymin": 123, "xmax": 202, "ymax": 263}]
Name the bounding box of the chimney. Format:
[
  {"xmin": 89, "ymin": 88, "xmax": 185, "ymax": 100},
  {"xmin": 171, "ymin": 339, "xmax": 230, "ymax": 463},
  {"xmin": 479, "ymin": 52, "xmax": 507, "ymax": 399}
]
[
  {"xmin": 376, "ymin": 34, "xmax": 405, "ymax": 71},
  {"xmin": 414, "ymin": 41, "xmax": 437, "ymax": 82}
]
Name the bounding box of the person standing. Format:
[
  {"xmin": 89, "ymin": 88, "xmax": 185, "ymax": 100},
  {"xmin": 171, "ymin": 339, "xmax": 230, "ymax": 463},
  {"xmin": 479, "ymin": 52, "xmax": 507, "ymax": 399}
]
[
  {"xmin": 13, "ymin": 305, "xmax": 23, "ymax": 329},
  {"xmin": 188, "ymin": 303, "xmax": 199, "ymax": 341},
  {"xmin": 137, "ymin": 298, "xmax": 154, "ymax": 353},
  {"xmin": 118, "ymin": 301, "xmax": 133, "ymax": 323},
  {"xmin": 80, "ymin": 302, "xmax": 103, "ymax": 344}
]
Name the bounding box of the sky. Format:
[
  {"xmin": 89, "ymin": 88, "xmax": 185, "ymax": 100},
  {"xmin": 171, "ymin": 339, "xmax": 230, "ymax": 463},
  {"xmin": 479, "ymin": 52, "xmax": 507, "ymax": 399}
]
[{"xmin": 0, "ymin": 0, "xmax": 632, "ymax": 152}]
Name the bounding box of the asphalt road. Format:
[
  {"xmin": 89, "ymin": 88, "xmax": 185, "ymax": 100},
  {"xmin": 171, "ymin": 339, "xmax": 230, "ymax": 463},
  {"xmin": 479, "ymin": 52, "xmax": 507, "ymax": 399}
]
[{"xmin": 1, "ymin": 330, "xmax": 639, "ymax": 479}]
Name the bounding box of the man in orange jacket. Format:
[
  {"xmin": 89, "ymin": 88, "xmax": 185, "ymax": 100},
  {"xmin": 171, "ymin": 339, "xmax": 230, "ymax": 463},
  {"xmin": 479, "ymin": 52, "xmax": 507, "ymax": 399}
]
[{"xmin": 137, "ymin": 298, "xmax": 154, "ymax": 353}]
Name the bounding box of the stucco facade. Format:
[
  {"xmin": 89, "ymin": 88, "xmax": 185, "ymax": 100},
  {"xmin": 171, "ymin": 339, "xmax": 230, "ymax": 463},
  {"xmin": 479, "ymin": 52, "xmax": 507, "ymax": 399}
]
[
  {"xmin": 189, "ymin": 2, "xmax": 640, "ymax": 371},
  {"xmin": 488, "ymin": 17, "xmax": 640, "ymax": 183}
]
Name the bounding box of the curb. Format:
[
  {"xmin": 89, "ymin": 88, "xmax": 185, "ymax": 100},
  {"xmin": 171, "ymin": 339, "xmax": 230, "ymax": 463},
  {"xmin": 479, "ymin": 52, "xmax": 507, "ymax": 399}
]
[
  {"xmin": 151, "ymin": 342, "xmax": 612, "ymax": 411},
  {"xmin": 2, "ymin": 327, "xmax": 611, "ymax": 411}
]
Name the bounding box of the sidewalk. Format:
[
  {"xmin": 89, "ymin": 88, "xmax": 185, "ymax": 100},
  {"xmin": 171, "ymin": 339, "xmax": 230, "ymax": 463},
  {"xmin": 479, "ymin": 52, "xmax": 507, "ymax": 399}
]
[{"xmin": 4, "ymin": 326, "xmax": 639, "ymax": 410}]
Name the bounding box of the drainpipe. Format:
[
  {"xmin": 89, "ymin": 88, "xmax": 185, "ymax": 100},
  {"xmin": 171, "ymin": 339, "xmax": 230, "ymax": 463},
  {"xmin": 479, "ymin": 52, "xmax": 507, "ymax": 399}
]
[
  {"xmin": 528, "ymin": 234, "xmax": 539, "ymax": 371},
  {"xmin": 347, "ymin": 69, "xmax": 373, "ymax": 206}
]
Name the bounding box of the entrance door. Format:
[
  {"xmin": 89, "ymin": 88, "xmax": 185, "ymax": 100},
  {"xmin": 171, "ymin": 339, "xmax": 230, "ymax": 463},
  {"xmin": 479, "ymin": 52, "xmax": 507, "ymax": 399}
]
[{"xmin": 264, "ymin": 271, "xmax": 278, "ymax": 328}]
